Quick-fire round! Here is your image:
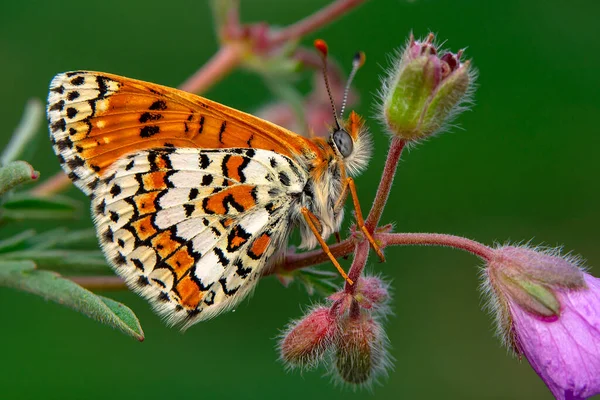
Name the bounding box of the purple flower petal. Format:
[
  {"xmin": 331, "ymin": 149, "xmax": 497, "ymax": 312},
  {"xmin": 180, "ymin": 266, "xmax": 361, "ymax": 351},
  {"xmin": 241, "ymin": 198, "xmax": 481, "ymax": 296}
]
[{"xmin": 510, "ymin": 273, "xmax": 600, "ymax": 399}]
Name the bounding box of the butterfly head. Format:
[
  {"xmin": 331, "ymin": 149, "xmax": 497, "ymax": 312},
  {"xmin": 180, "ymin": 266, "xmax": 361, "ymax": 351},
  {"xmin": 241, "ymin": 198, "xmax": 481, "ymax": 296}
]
[
  {"xmin": 314, "ymin": 40, "xmax": 371, "ymax": 176},
  {"xmin": 328, "ymin": 111, "xmax": 371, "ymax": 176}
]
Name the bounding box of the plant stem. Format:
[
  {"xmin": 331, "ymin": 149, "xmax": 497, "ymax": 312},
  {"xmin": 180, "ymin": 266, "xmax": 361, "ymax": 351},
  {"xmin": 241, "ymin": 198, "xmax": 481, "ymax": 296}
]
[
  {"xmin": 344, "ymin": 241, "xmax": 369, "ymax": 293},
  {"xmin": 30, "ymin": 172, "xmax": 70, "ymax": 196},
  {"xmin": 365, "ymin": 137, "xmax": 406, "ymax": 231},
  {"xmin": 269, "ymin": 0, "xmax": 367, "ymax": 47},
  {"xmin": 179, "ymin": 43, "xmax": 245, "ymax": 94},
  {"xmin": 377, "ymin": 232, "xmax": 494, "ymax": 261},
  {"xmin": 269, "ymin": 237, "xmax": 356, "ymax": 275}
]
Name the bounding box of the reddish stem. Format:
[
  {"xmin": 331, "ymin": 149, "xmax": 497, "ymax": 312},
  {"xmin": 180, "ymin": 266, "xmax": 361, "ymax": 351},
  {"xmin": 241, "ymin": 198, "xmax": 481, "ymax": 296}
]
[
  {"xmin": 377, "ymin": 232, "xmax": 494, "ymax": 261},
  {"xmin": 269, "ymin": 0, "xmax": 367, "ymax": 47},
  {"xmin": 30, "ymin": 172, "xmax": 71, "ymax": 196},
  {"xmin": 365, "ymin": 138, "xmax": 406, "ymax": 231},
  {"xmin": 344, "ymin": 241, "xmax": 369, "ymax": 294},
  {"xmin": 179, "ymin": 43, "xmax": 245, "ymax": 94},
  {"xmin": 269, "ymin": 237, "xmax": 356, "ymax": 276}
]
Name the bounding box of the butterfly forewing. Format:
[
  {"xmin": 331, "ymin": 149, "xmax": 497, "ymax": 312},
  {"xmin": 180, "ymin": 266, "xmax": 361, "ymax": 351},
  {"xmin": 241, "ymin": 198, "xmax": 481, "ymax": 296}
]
[
  {"xmin": 92, "ymin": 147, "xmax": 306, "ymax": 326},
  {"xmin": 47, "ymin": 71, "xmax": 320, "ymax": 196}
]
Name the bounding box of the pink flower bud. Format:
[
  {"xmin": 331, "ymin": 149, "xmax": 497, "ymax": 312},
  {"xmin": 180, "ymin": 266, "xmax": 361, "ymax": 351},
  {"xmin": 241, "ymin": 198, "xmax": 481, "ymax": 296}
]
[
  {"xmin": 354, "ymin": 276, "xmax": 390, "ymax": 310},
  {"xmin": 332, "ymin": 314, "xmax": 390, "ymax": 386},
  {"xmin": 279, "ymin": 306, "xmax": 337, "ymax": 369},
  {"xmin": 483, "ymin": 245, "xmax": 600, "ymax": 399}
]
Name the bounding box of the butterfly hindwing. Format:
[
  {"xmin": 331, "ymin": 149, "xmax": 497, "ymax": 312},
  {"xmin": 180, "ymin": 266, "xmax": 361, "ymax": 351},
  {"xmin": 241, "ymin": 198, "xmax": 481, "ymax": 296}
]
[{"xmin": 92, "ymin": 147, "xmax": 307, "ymax": 327}]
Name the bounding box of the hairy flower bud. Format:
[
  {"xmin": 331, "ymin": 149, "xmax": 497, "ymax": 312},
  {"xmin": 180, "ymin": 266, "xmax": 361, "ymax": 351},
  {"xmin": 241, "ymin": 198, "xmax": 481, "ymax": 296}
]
[
  {"xmin": 482, "ymin": 245, "xmax": 600, "ymax": 399},
  {"xmin": 279, "ymin": 306, "xmax": 337, "ymax": 369},
  {"xmin": 379, "ymin": 33, "xmax": 474, "ymax": 141},
  {"xmin": 354, "ymin": 276, "xmax": 390, "ymax": 310},
  {"xmin": 332, "ymin": 314, "xmax": 390, "ymax": 386}
]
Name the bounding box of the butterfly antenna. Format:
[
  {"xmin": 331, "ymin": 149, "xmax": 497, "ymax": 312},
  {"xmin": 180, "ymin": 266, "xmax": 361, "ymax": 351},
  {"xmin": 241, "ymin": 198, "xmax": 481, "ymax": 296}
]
[
  {"xmin": 314, "ymin": 39, "xmax": 341, "ymax": 129},
  {"xmin": 340, "ymin": 51, "xmax": 366, "ymax": 118}
]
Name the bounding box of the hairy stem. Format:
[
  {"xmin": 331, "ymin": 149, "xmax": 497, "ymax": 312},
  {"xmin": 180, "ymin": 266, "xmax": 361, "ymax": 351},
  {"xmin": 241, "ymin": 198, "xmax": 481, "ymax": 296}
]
[
  {"xmin": 283, "ymin": 238, "xmax": 356, "ymax": 271},
  {"xmin": 377, "ymin": 232, "xmax": 494, "ymax": 261},
  {"xmin": 365, "ymin": 137, "xmax": 406, "ymax": 231},
  {"xmin": 269, "ymin": 0, "xmax": 367, "ymax": 47},
  {"xmin": 344, "ymin": 241, "xmax": 369, "ymax": 293}
]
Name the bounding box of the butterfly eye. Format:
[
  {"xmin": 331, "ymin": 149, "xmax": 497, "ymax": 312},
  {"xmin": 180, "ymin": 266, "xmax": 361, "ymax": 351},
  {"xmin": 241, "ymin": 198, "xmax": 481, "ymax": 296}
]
[{"xmin": 333, "ymin": 129, "xmax": 354, "ymax": 158}]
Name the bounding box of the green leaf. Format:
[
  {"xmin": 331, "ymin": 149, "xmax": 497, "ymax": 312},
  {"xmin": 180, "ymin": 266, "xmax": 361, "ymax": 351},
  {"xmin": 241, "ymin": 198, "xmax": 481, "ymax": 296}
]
[
  {"xmin": 26, "ymin": 228, "xmax": 98, "ymax": 250},
  {"xmin": 0, "ymin": 230, "xmax": 37, "ymax": 253},
  {"xmin": 1, "ymin": 193, "xmax": 80, "ymax": 221},
  {"xmin": 0, "ymin": 265, "xmax": 144, "ymax": 341},
  {"xmin": 0, "ymin": 161, "xmax": 39, "ymax": 197},
  {"xmin": 0, "ymin": 249, "xmax": 111, "ymax": 275},
  {"xmin": 1, "ymin": 99, "xmax": 44, "ymax": 165}
]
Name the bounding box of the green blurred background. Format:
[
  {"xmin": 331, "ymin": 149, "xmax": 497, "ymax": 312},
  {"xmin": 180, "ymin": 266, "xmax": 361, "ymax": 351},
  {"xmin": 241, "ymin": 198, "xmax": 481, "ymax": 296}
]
[{"xmin": 1, "ymin": 0, "xmax": 599, "ymax": 398}]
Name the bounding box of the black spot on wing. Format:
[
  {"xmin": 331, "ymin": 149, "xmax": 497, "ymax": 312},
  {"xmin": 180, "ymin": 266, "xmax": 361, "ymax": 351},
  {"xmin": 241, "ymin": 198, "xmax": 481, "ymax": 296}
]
[
  {"xmin": 70, "ymin": 76, "xmax": 84, "ymax": 86},
  {"xmin": 67, "ymin": 91, "xmax": 80, "ymax": 101},
  {"xmin": 234, "ymin": 259, "xmax": 252, "ymax": 279},
  {"xmin": 48, "ymin": 100, "xmax": 65, "ymax": 111},
  {"xmin": 66, "ymin": 107, "xmax": 78, "ymax": 119},
  {"xmin": 139, "ymin": 112, "xmax": 162, "ymax": 123},
  {"xmin": 278, "ymin": 172, "xmax": 290, "ymax": 186},
  {"xmin": 199, "ymin": 154, "xmax": 211, "ymax": 169},
  {"xmin": 218, "ymin": 121, "xmax": 227, "ymax": 143},
  {"xmin": 214, "ymin": 247, "xmax": 229, "ymax": 267},
  {"xmin": 149, "ymin": 100, "xmax": 167, "ymax": 110},
  {"xmin": 140, "ymin": 125, "xmax": 160, "ymax": 138}
]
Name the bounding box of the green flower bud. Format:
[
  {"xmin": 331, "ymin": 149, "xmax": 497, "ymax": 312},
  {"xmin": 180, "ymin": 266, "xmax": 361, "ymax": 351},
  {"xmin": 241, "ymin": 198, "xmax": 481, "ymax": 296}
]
[
  {"xmin": 483, "ymin": 245, "xmax": 587, "ymax": 352},
  {"xmin": 332, "ymin": 314, "xmax": 391, "ymax": 387},
  {"xmin": 380, "ymin": 33, "xmax": 475, "ymax": 141}
]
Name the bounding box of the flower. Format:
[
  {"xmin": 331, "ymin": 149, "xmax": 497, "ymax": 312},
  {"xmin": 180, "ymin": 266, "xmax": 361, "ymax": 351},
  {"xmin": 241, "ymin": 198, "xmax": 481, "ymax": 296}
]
[
  {"xmin": 482, "ymin": 245, "xmax": 600, "ymax": 399},
  {"xmin": 379, "ymin": 33, "xmax": 475, "ymax": 141}
]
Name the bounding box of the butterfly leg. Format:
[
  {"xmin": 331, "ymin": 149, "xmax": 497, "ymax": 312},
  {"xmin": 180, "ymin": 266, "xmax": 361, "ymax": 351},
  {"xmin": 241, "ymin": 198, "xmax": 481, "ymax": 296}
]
[
  {"xmin": 300, "ymin": 207, "xmax": 354, "ymax": 285},
  {"xmin": 336, "ymin": 177, "xmax": 386, "ymax": 262}
]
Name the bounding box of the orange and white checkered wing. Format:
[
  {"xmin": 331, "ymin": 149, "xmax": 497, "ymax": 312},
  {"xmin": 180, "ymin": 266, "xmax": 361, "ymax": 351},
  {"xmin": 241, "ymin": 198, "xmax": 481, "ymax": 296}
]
[{"xmin": 91, "ymin": 147, "xmax": 306, "ymax": 327}]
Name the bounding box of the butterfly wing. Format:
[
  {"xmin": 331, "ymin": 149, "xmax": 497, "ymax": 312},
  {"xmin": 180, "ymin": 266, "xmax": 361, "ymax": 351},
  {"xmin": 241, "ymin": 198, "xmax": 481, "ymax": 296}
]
[
  {"xmin": 47, "ymin": 70, "xmax": 320, "ymax": 196},
  {"xmin": 93, "ymin": 147, "xmax": 306, "ymax": 327},
  {"xmin": 46, "ymin": 70, "xmax": 318, "ymax": 326}
]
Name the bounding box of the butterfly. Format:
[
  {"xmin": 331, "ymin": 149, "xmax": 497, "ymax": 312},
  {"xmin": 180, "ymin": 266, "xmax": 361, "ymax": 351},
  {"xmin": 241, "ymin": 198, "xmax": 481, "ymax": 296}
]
[{"xmin": 47, "ymin": 47, "xmax": 378, "ymax": 328}]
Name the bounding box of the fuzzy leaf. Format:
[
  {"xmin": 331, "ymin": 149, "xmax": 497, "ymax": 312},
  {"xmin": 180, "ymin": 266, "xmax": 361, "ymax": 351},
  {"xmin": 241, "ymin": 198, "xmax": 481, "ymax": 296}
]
[{"xmin": 0, "ymin": 265, "xmax": 144, "ymax": 341}]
